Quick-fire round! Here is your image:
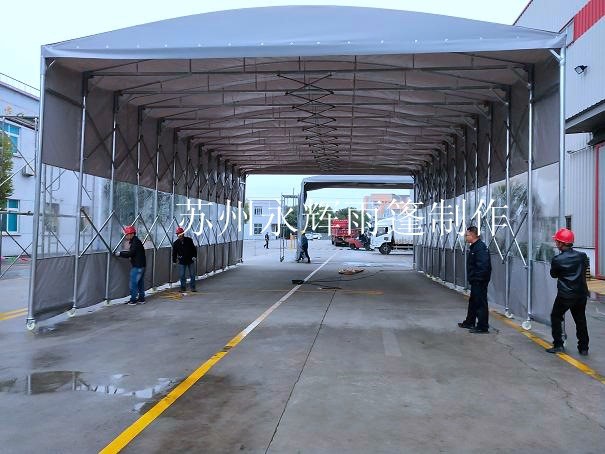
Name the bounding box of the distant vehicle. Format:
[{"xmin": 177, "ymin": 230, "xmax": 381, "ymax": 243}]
[
  {"xmin": 330, "ymin": 219, "xmax": 360, "ymax": 246},
  {"xmin": 370, "ymin": 218, "xmax": 414, "ymax": 254},
  {"xmin": 346, "ymin": 232, "xmax": 372, "ymax": 250},
  {"xmin": 310, "ymin": 232, "xmax": 322, "ymax": 240}
]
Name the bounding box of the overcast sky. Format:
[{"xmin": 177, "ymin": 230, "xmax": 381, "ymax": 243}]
[{"xmin": 1, "ymin": 0, "xmax": 529, "ymax": 205}]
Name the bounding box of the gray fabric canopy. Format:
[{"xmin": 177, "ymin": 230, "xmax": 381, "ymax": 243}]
[
  {"xmin": 42, "ymin": 6, "xmax": 565, "ymax": 59},
  {"xmin": 30, "ymin": 6, "xmax": 566, "ymax": 330},
  {"xmin": 39, "ymin": 6, "xmax": 564, "ymax": 177}
]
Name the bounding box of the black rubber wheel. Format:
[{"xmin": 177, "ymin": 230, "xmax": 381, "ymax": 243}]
[{"xmin": 379, "ymin": 243, "xmax": 392, "ymax": 255}]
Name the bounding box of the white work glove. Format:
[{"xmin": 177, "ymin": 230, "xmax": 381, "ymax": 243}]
[
  {"xmin": 114, "ymin": 252, "xmax": 121, "ymax": 257},
  {"xmin": 192, "ymin": 257, "xmax": 196, "ymax": 262}
]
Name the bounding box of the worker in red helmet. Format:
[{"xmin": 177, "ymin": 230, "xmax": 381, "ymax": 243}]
[
  {"xmin": 114, "ymin": 225, "xmax": 147, "ymax": 305},
  {"xmin": 546, "ymin": 228, "xmax": 590, "ymax": 355},
  {"xmin": 172, "ymin": 226, "xmax": 198, "ymax": 293}
]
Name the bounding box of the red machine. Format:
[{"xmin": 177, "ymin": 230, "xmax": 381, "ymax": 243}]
[{"xmin": 330, "ymin": 219, "xmax": 360, "ymax": 246}]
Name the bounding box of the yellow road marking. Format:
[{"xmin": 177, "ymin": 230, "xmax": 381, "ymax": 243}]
[
  {"xmin": 491, "ymin": 311, "xmax": 605, "ymax": 385},
  {"xmin": 0, "ymin": 308, "xmax": 27, "ymax": 321},
  {"xmin": 100, "ymin": 252, "xmax": 338, "ymax": 453}
]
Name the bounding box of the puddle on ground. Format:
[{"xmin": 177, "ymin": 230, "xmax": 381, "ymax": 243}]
[{"xmin": 0, "ymin": 371, "xmax": 178, "ymax": 411}]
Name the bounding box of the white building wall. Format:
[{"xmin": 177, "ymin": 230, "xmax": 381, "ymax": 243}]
[
  {"xmin": 244, "ymin": 199, "xmax": 281, "ymax": 239},
  {"xmin": 565, "ymin": 18, "xmax": 605, "ymax": 119},
  {"xmin": 515, "ymin": 0, "xmax": 587, "ymax": 31},
  {"xmin": 0, "ymin": 79, "xmax": 39, "ymax": 257}
]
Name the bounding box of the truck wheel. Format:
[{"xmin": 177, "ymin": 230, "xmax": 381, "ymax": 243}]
[{"xmin": 379, "ymin": 244, "xmax": 392, "ymax": 255}]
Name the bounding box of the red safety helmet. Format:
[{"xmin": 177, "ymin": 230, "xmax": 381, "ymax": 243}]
[
  {"xmin": 123, "ymin": 225, "xmax": 136, "ymax": 235},
  {"xmin": 176, "ymin": 227, "xmax": 185, "ymax": 235},
  {"xmin": 552, "ymin": 228, "xmax": 574, "ymax": 244}
]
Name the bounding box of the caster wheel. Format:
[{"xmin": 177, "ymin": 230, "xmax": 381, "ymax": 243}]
[
  {"xmin": 105, "ymin": 299, "xmax": 111, "ymax": 306},
  {"xmin": 26, "ymin": 320, "xmax": 37, "ymax": 331},
  {"xmin": 67, "ymin": 308, "xmax": 77, "ymax": 317},
  {"xmin": 505, "ymin": 310, "xmax": 513, "ymax": 319},
  {"xmin": 521, "ymin": 320, "xmax": 532, "ymax": 330}
]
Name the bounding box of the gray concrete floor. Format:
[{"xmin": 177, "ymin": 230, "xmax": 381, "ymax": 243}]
[{"xmin": 0, "ymin": 240, "xmax": 604, "ymax": 453}]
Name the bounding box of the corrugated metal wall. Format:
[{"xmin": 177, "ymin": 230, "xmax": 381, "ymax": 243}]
[{"xmin": 565, "ymin": 135, "xmax": 595, "ymax": 248}]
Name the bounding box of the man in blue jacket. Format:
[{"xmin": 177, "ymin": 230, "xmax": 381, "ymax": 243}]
[
  {"xmin": 296, "ymin": 232, "xmax": 311, "ymax": 263},
  {"xmin": 114, "ymin": 225, "xmax": 147, "ymax": 305},
  {"xmin": 458, "ymin": 226, "xmax": 492, "ymax": 333}
]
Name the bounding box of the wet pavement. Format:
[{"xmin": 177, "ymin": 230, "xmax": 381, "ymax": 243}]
[{"xmin": 0, "ymin": 240, "xmax": 604, "ymax": 453}]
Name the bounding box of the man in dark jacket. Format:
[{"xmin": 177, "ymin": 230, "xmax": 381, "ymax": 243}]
[
  {"xmin": 296, "ymin": 232, "xmax": 311, "ymax": 263},
  {"xmin": 546, "ymin": 228, "xmax": 590, "ymax": 355},
  {"xmin": 115, "ymin": 225, "xmax": 146, "ymax": 305},
  {"xmin": 459, "ymin": 226, "xmax": 492, "ymax": 333},
  {"xmin": 173, "ymin": 226, "xmax": 198, "ymax": 292}
]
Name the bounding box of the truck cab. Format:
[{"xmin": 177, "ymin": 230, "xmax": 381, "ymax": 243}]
[{"xmin": 370, "ymin": 218, "xmax": 414, "ymax": 254}]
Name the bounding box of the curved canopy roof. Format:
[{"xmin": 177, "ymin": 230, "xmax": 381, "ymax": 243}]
[
  {"xmin": 41, "ymin": 6, "xmax": 565, "ymax": 176},
  {"xmin": 42, "ymin": 6, "xmax": 564, "ymax": 58}
]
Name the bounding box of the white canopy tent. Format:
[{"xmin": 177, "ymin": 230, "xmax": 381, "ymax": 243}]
[{"xmin": 28, "ymin": 6, "xmax": 566, "ymax": 331}]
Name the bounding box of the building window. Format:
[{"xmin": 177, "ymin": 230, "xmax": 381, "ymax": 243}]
[
  {"xmin": 271, "ymin": 223, "xmax": 278, "ymax": 233},
  {"xmin": 254, "ymin": 223, "xmax": 262, "ymax": 234},
  {"xmin": 1, "ymin": 199, "xmax": 19, "ymax": 233},
  {"xmin": 254, "ymin": 207, "xmax": 263, "ymax": 215},
  {"xmin": 2, "ymin": 123, "xmax": 20, "ymax": 154}
]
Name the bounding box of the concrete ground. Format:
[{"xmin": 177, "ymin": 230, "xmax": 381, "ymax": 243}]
[{"xmin": 0, "ymin": 240, "xmax": 604, "ymax": 453}]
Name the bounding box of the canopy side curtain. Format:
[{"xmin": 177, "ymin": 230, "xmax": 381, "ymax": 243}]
[{"xmin": 32, "ymin": 61, "xmax": 244, "ymax": 322}]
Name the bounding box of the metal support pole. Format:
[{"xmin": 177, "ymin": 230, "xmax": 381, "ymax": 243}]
[
  {"xmin": 26, "ymin": 61, "xmax": 46, "ymax": 329},
  {"xmin": 71, "ymin": 75, "xmax": 89, "ymax": 312},
  {"xmin": 486, "ymin": 104, "xmax": 493, "ymax": 245},
  {"xmin": 441, "ymin": 145, "xmax": 447, "ymax": 282},
  {"xmin": 104, "ymin": 94, "xmax": 119, "ymax": 303},
  {"xmin": 558, "ymin": 46, "xmax": 567, "ymax": 228},
  {"xmin": 169, "ymin": 131, "xmax": 177, "ymax": 286},
  {"xmin": 453, "ymin": 137, "xmax": 457, "ymax": 287},
  {"xmin": 525, "ymin": 70, "xmax": 535, "ymax": 329},
  {"xmin": 412, "ymin": 172, "xmax": 417, "ymax": 271},
  {"xmin": 134, "ymin": 109, "xmax": 142, "ymax": 219},
  {"xmin": 463, "ymin": 127, "xmax": 469, "ymax": 289},
  {"xmin": 152, "ymin": 118, "xmax": 160, "ymax": 290},
  {"xmin": 474, "ymin": 118, "xmax": 479, "ymax": 226},
  {"xmin": 505, "ymin": 90, "xmax": 512, "ymax": 316}
]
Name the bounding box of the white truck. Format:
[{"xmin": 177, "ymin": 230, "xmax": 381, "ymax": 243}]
[{"xmin": 370, "ymin": 218, "xmax": 415, "ymax": 255}]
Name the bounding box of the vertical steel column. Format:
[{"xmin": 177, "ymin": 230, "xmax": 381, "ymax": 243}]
[
  {"xmin": 505, "ymin": 90, "xmax": 512, "ymax": 316},
  {"xmin": 26, "ymin": 61, "xmax": 47, "ymax": 328},
  {"xmin": 441, "ymin": 144, "xmax": 447, "ymax": 282},
  {"xmin": 169, "ymin": 131, "xmax": 177, "ymax": 286},
  {"xmin": 558, "ymin": 46, "xmax": 567, "ymax": 228},
  {"xmin": 463, "ymin": 127, "xmax": 469, "ymax": 288},
  {"xmin": 453, "ymin": 136, "xmax": 458, "ymax": 287},
  {"xmin": 134, "ymin": 109, "xmax": 142, "ymax": 220},
  {"xmin": 104, "ymin": 94, "xmax": 119, "ymax": 303},
  {"xmin": 525, "ymin": 70, "xmax": 535, "ymax": 328},
  {"xmin": 152, "ymin": 118, "xmax": 161, "ymax": 290},
  {"xmin": 71, "ymin": 75, "xmax": 89, "ymax": 311},
  {"xmin": 486, "ymin": 104, "xmax": 493, "ymax": 245},
  {"xmin": 412, "ymin": 172, "xmax": 417, "ymax": 271},
  {"xmin": 474, "ymin": 118, "xmax": 479, "ymax": 225}
]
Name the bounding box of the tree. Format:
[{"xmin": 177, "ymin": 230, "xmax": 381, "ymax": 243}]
[{"xmin": 0, "ymin": 132, "xmax": 14, "ymax": 207}]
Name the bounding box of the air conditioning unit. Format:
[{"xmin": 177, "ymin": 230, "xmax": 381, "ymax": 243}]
[{"xmin": 21, "ymin": 166, "xmax": 35, "ymax": 177}]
